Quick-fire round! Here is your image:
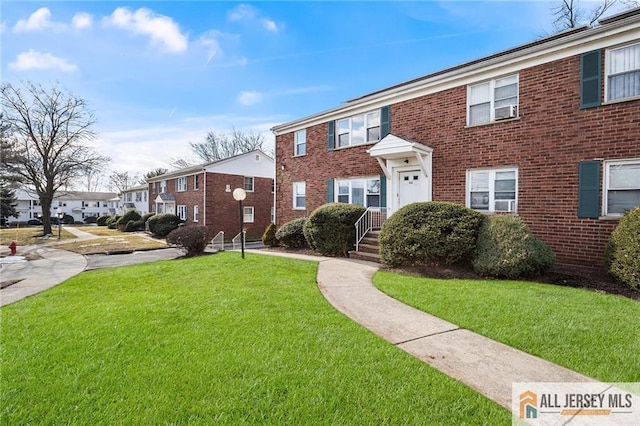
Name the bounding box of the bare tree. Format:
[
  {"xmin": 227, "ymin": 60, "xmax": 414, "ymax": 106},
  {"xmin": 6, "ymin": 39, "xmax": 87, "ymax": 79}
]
[
  {"xmin": 1, "ymin": 81, "xmax": 108, "ymax": 234},
  {"xmin": 109, "ymin": 171, "xmax": 140, "ymax": 193},
  {"xmin": 552, "ymin": 0, "xmax": 618, "ymax": 30},
  {"xmin": 142, "ymin": 167, "xmax": 169, "ymax": 183},
  {"xmin": 169, "ymin": 127, "xmax": 270, "ymax": 168}
]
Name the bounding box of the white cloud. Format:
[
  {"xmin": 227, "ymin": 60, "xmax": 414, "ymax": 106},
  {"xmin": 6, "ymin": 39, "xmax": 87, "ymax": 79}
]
[
  {"xmin": 9, "ymin": 50, "xmax": 78, "ymax": 72},
  {"xmin": 228, "ymin": 4, "xmax": 257, "ymax": 22},
  {"xmin": 13, "ymin": 7, "xmax": 64, "ymax": 32},
  {"xmin": 228, "ymin": 4, "xmax": 281, "ymax": 33},
  {"xmin": 261, "ymin": 19, "xmax": 280, "ymax": 33},
  {"xmin": 72, "ymin": 12, "xmax": 93, "ymax": 29},
  {"xmin": 105, "ymin": 7, "xmax": 188, "ymax": 53},
  {"xmin": 238, "ymin": 91, "xmax": 263, "ymax": 106}
]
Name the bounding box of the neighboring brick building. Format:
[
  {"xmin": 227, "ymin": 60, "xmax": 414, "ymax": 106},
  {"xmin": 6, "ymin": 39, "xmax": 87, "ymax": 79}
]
[
  {"xmin": 147, "ymin": 151, "xmax": 274, "ymax": 240},
  {"xmin": 272, "ymin": 9, "xmax": 640, "ymax": 275}
]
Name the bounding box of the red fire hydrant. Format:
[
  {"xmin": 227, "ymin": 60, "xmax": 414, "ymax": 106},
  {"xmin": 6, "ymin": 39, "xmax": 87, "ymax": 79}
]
[{"xmin": 9, "ymin": 241, "xmax": 17, "ymax": 255}]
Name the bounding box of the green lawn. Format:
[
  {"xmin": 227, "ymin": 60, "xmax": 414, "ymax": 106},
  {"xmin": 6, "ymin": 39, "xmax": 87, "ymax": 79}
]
[
  {"xmin": 1, "ymin": 253, "xmax": 507, "ymax": 425},
  {"xmin": 374, "ymin": 272, "xmax": 640, "ymax": 383}
]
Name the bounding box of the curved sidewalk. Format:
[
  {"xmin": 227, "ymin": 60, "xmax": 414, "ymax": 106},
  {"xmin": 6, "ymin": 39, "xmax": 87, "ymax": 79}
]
[
  {"xmin": 252, "ymin": 250, "xmax": 595, "ymax": 411},
  {"xmin": 0, "ymin": 247, "xmax": 87, "ymax": 307}
]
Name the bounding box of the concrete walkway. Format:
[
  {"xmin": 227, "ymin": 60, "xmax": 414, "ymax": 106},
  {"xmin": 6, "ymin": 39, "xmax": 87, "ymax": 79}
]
[
  {"xmin": 1, "ymin": 243, "xmax": 602, "ymax": 414},
  {"xmin": 251, "ymin": 250, "xmax": 595, "ymax": 411},
  {"xmin": 0, "ymin": 246, "xmax": 87, "ymax": 307}
]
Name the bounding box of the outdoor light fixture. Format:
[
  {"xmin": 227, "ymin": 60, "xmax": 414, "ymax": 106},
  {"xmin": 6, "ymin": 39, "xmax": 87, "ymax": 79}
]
[
  {"xmin": 232, "ymin": 188, "xmax": 247, "ymax": 259},
  {"xmin": 56, "ymin": 207, "xmax": 63, "ymax": 240}
]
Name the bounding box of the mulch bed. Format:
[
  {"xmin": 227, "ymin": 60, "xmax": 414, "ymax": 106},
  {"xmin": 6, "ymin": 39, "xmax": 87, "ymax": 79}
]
[{"xmin": 264, "ymin": 247, "xmax": 639, "ymax": 302}]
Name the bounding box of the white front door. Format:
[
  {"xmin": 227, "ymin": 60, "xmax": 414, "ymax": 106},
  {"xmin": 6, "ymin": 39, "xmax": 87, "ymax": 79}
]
[{"xmin": 398, "ymin": 170, "xmax": 423, "ymax": 208}]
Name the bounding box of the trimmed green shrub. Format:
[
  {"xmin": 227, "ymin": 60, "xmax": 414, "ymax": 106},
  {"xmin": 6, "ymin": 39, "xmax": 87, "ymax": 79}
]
[
  {"xmin": 83, "ymin": 216, "xmax": 98, "ymax": 224},
  {"xmin": 473, "ymin": 214, "xmax": 555, "ymax": 279},
  {"xmin": 166, "ymin": 225, "xmax": 210, "ymax": 257},
  {"xmin": 96, "ymin": 215, "xmax": 111, "ymax": 226},
  {"xmin": 147, "ymin": 213, "xmax": 182, "ymax": 237},
  {"xmin": 275, "ymin": 218, "xmax": 308, "ymax": 249},
  {"xmin": 117, "ymin": 209, "xmax": 141, "ymax": 229},
  {"xmin": 123, "ymin": 220, "xmax": 139, "ymax": 232},
  {"xmin": 62, "ymin": 214, "xmax": 74, "ymax": 225},
  {"xmin": 380, "ymin": 201, "xmax": 484, "ymax": 267},
  {"xmin": 106, "ymin": 215, "xmax": 120, "ymax": 229},
  {"xmin": 608, "ymin": 206, "xmax": 640, "ymax": 290},
  {"xmin": 303, "ymin": 203, "xmax": 366, "ymax": 256},
  {"xmin": 262, "ymin": 222, "xmax": 278, "ymax": 247},
  {"xmin": 140, "ymin": 212, "xmax": 155, "ymax": 224}
]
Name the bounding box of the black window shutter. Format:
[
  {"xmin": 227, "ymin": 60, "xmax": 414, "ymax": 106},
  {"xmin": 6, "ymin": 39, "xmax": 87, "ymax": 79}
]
[
  {"xmin": 327, "ymin": 121, "xmax": 335, "ymax": 151},
  {"xmin": 578, "ymin": 160, "xmax": 601, "ymax": 218},
  {"xmin": 380, "ymin": 105, "xmax": 390, "ymax": 137},
  {"xmin": 327, "ymin": 179, "xmax": 334, "ymax": 203},
  {"xmin": 380, "ymin": 175, "xmax": 387, "ymax": 208},
  {"xmin": 580, "ymin": 50, "xmax": 601, "ymax": 109}
]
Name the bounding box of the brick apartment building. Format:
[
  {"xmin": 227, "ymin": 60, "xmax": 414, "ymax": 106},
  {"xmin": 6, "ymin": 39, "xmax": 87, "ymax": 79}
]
[
  {"xmin": 272, "ymin": 9, "xmax": 640, "ymax": 275},
  {"xmin": 147, "ymin": 151, "xmax": 274, "ymax": 240}
]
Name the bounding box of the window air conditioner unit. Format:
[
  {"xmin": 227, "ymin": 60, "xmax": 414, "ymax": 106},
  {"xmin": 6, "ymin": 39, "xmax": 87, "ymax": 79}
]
[
  {"xmin": 494, "ymin": 105, "xmax": 517, "ymax": 120},
  {"xmin": 494, "ymin": 200, "xmax": 515, "ymax": 212}
]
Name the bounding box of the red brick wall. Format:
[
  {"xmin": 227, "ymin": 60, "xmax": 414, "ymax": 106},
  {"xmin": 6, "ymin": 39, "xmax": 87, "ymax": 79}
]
[
  {"xmin": 204, "ymin": 173, "xmax": 273, "ymax": 241},
  {"xmin": 276, "ymin": 52, "xmax": 640, "ymax": 275},
  {"xmin": 149, "ymin": 172, "xmax": 273, "ymax": 241}
]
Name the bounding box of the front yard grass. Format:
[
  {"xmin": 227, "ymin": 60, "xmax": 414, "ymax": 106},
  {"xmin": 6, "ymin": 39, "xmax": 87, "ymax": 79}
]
[
  {"xmin": 374, "ymin": 272, "xmax": 640, "ymax": 383},
  {"xmin": 0, "ymin": 227, "xmax": 77, "ymax": 246},
  {"xmin": 54, "ymin": 234, "xmax": 167, "ymax": 254},
  {"xmin": 0, "ymin": 253, "xmax": 508, "ymax": 425}
]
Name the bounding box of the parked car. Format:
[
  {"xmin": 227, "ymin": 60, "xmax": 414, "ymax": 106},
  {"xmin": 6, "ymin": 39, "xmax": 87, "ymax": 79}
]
[{"xmin": 27, "ymin": 219, "xmax": 42, "ymax": 226}]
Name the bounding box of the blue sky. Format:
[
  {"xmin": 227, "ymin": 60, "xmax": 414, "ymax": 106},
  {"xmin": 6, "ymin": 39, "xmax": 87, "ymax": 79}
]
[{"xmin": 1, "ymin": 1, "xmax": 622, "ymax": 181}]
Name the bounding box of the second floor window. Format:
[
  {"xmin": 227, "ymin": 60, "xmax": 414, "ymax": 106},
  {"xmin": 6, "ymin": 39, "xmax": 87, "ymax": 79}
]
[
  {"xmin": 468, "ymin": 74, "xmax": 518, "ymax": 126},
  {"xmin": 244, "ymin": 176, "xmax": 254, "ymax": 192},
  {"xmin": 335, "ymin": 110, "xmax": 381, "ymax": 148},
  {"xmin": 294, "ymin": 129, "xmax": 306, "ymax": 156},
  {"xmin": 176, "ymin": 177, "xmax": 187, "ymax": 192},
  {"xmin": 160, "ymin": 181, "xmax": 167, "ymax": 193},
  {"xmin": 607, "ymin": 42, "xmax": 640, "ymax": 102},
  {"xmin": 194, "ymin": 174, "xmax": 200, "ymax": 190}
]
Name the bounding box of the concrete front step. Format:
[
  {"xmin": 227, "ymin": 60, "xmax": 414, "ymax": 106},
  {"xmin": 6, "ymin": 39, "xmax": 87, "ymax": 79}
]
[
  {"xmin": 356, "ymin": 243, "xmax": 379, "ymax": 254},
  {"xmin": 349, "ymin": 250, "xmax": 381, "ymax": 263}
]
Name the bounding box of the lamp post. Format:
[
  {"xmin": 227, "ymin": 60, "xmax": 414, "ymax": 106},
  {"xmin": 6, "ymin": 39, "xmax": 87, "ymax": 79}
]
[
  {"xmin": 232, "ymin": 188, "xmax": 247, "ymax": 259},
  {"xmin": 56, "ymin": 207, "xmax": 63, "ymax": 240}
]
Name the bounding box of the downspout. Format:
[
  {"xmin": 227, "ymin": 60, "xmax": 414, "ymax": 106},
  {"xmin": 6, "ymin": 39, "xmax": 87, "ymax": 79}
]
[{"xmin": 203, "ymin": 170, "xmax": 207, "ymax": 227}]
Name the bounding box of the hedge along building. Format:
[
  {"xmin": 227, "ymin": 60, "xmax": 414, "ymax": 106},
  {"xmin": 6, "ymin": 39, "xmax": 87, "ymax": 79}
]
[
  {"xmin": 146, "ymin": 151, "xmax": 274, "ymax": 241},
  {"xmin": 272, "ymin": 8, "xmax": 640, "ymax": 275}
]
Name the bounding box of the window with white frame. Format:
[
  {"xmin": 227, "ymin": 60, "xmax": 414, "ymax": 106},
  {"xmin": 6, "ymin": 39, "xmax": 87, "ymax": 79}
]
[
  {"xmin": 293, "ymin": 182, "xmax": 306, "ymax": 209},
  {"xmin": 271, "ymin": 206, "xmax": 275, "ymax": 223},
  {"xmin": 176, "ymin": 177, "xmax": 187, "ymax": 192},
  {"xmin": 193, "ymin": 205, "xmax": 199, "ymax": 222},
  {"xmin": 604, "ymin": 159, "xmax": 640, "ymax": 215},
  {"xmin": 607, "ymin": 42, "xmax": 640, "ymax": 102},
  {"xmin": 177, "ymin": 205, "xmax": 187, "ymax": 221},
  {"xmin": 468, "ymin": 74, "xmax": 519, "ymax": 126},
  {"xmin": 194, "ymin": 174, "xmax": 200, "ymax": 190},
  {"xmin": 467, "ymin": 168, "xmax": 518, "ymax": 213},
  {"xmin": 244, "ymin": 176, "xmax": 254, "ymax": 192},
  {"xmin": 294, "ymin": 129, "xmax": 306, "ymax": 156},
  {"xmin": 135, "ymin": 192, "xmax": 143, "ymax": 202},
  {"xmin": 243, "ymin": 206, "xmax": 254, "ymax": 223},
  {"xmin": 160, "ymin": 180, "xmax": 167, "ymax": 193},
  {"xmin": 336, "ymin": 177, "xmax": 380, "ymax": 207},
  {"xmin": 336, "ymin": 110, "xmax": 381, "ymax": 148}
]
